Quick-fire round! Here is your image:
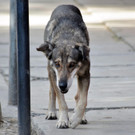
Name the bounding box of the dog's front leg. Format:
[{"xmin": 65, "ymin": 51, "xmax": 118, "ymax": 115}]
[
  {"xmin": 70, "ymin": 75, "xmax": 90, "ymax": 128},
  {"xmin": 46, "ymin": 65, "xmax": 69, "ymax": 128},
  {"xmin": 56, "ymin": 91, "xmax": 69, "ymax": 128},
  {"xmin": 46, "ymin": 85, "xmax": 57, "ymax": 120},
  {"xmin": 46, "ymin": 65, "xmax": 57, "ymax": 120}
]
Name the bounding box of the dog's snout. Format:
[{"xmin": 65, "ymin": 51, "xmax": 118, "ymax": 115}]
[
  {"xmin": 59, "ymin": 81, "xmax": 67, "ymax": 90},
  {"xmin": 59, "ymin": 81, "xmax": 68, "ymax": 93}
]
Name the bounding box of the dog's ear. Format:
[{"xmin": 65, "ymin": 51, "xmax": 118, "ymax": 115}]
[
  {"xmin": 75, "ymin": 45, "xmax": 90, "ymax": 60},
  {"xmin": 36, "ymin": 41, "xmax": 55, "ymax": 60}
]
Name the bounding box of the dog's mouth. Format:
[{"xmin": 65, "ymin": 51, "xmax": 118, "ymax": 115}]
[{"xmin": 60, "ymin": 89, "xmax": 68, "ymax": 94}]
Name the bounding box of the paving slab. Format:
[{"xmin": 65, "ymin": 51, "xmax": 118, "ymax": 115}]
[
  {"xmin": 91, "ymin": 53, "xmax": 135, "ymax": 67},
  {"xmin": 0, "ymin": 74, "xmax": 17, "ymax": 118},
  {"xmin": 32, "ymin": 109, "xmax": 135, "ymax": 135},
  {"xmin": 30, "ymin": 29, "xmax": 44, "ymax": 46},
  {"xmin": 31, "ymin": 76, "xmax": 135, "ymax": 110},
  {"xmin": 88, "ymin": 27, "xmax": 133, "ymax": 55},
  {"xmin": 92, "ymin": 65, "xmax": 135, "ymax": 78},
  {"xmin": 106, "ymin": 21, "xmax": 135, "ymax": 50},
  {"xmin": 0, "ymin": 28, "xmax": 9, "ymax": 44},
  {"xmin": 0, "ymin": 45, "xmax": 9, "ymax": 57},
  {"xmin": 90, "ymin": 78, "xmax": 135, "ymax": 107},
  {"xmin": 75, "ymin": 0, "xmax": 135, "ymax": 7},
  {"xmin": 0, "ymin": 74, "xmax": 8, "ymax": 106},
  {"xmin": 0, "ymin": 57, "xmax": 9, "ymax": 68}
]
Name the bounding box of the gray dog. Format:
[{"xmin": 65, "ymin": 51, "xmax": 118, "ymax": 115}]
[{"xmin": 37, "ymin": 5, "xmax": 90, "ymax": 129}]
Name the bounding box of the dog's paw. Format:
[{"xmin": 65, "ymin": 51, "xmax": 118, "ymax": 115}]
[
  {"xmin": 70, "ymin": 113, "xmax": 82, "ymax": 129},
  {"xmin": 80, "ymin": 114, "xmax": 87, "ymax": 124},
  {"xmin": 45, "ymin": 112, "xmax": 57, "ymax": 120},
  {"xmin": 80, "ymin": 119, "xmax": 87, "ymax": 124},
  {"xmin": 56, "ymin": 120, "xmax": 69, "ymax": 129},
  {"xmin": 56, "ymin": 111, "xmax": 69, "ymax": 129},
  {"xmin": 69, "ymin": 119, "xmax": 81, "ymax": 129}
]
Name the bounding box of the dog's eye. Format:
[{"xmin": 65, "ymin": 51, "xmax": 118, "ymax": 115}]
[
  {"xmin": 69, "ymin": 62, "xmax": 76, "ymax": 68},
  {"xmin": 55, "ymin": 62, "xmax": 60, "ymax": 68}
]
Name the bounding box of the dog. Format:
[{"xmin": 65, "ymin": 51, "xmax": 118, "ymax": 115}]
[{"xmin": 37, "ymin": 5, "xmax": 90, "ymax": 129}]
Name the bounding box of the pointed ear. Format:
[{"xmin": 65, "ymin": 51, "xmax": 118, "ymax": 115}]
[
  {"xmin": 36, "ymin": 41, "xmax": 55, "ymax": 60},
  {"xmin": 75, "ymin": 45, "xmax": 90, "ymax": 60}
]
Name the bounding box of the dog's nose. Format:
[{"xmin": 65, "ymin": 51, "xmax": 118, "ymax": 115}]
[{"xmin": 59, "ymin": 81, "xmax": 67, "ymax": 93}]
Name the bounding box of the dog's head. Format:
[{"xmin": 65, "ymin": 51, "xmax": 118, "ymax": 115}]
[{"xmin": 37, "ymin": 41, "xmax": 89, "ymax": 94}]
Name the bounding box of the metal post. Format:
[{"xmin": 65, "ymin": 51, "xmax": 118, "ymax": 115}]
[
  {"xmin": 0, "ymin": 103, "xmax": 2, "ymax": 123},
  {"xmin": 16, "ymin": 0, "xmax": 31, "ymax": 135},
  {"xmin": 9, "ymin": 0, "xmax": 17, "ymax": 105}
]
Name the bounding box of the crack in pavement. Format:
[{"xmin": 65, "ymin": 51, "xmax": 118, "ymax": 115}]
[
  {"xmin": 73, "ymin": 0, "xmax": 135, "ymax": 52},
  {"xmin": 2, "ymin": 72, "xmax": 135, "ymax": 82},
  {"xmin": 41, "ymin": 106, "xmax": 135, "ymax": 113},
  {"xmin": 31, "ymin": 76, "xmax": 49, "ymax": 81},
  {"xmin": 31, "ymin": 75, "xmax": 135, "ymax": 81},
  {"xmin": 105, "ymin": 24, "xmax": 135, "ymax": 51}
]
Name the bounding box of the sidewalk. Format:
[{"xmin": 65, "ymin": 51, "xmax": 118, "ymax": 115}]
[{"xmin": 0, "ymin": 0, "xmax": 135, "ymax": 135}]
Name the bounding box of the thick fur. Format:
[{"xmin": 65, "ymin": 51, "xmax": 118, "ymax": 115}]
[{"xmin": 37, "ymin": 5, "xmax": 90, "ymax": 129}]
